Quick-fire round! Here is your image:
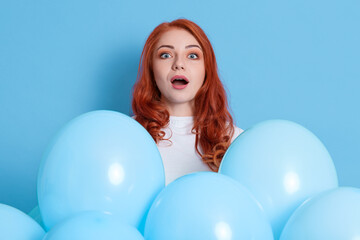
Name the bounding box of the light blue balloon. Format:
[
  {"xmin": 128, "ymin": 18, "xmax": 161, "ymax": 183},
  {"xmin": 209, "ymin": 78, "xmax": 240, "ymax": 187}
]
[
  {"xmin": 144, "ymin": 172, "xmax": 274, "ymax": 240},
  {"xmin": 280, "ymin": 187, "xmax": 360, "ymax": 240},
  {"xmin": 37, "ymin": 110, "xmax": 165, "ymax": 231},
  {"xmin": 28, "ymin": 205, "xmax": 45, "ymax": 229},
  {"xmin": 0, "ymin": 203, "xmax": 45, "ymax": 240},
  {"xmin": 43, "ymin": 211, "xmax": 144, "ymax": 240},
  {"xmin": 219, "ymin": 119, "xmax": 338, "ymax": 239}
]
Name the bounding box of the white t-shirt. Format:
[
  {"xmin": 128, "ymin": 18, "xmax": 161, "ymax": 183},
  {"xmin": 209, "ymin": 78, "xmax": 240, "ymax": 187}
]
[{"xmin": 157, "ymin": 116, "xmax": 244, "ymax": 185}]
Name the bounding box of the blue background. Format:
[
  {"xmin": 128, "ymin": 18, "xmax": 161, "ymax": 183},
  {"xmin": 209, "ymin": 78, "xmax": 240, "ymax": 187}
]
[{"xmin": 1, "ymin": 0, "xmax": 359, "ymax": 213}]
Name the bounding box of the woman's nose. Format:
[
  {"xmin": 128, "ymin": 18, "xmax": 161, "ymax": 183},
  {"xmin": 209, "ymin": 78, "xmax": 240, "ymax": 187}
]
[{"xmin": 172, "ymin": 56, "xmax": 185, "ymax": 70}]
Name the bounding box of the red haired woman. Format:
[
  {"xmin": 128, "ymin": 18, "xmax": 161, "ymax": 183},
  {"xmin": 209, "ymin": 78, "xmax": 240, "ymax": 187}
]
[{"xmin": 132, "ymin": 18, "xmax": 243, "ymax": 185}]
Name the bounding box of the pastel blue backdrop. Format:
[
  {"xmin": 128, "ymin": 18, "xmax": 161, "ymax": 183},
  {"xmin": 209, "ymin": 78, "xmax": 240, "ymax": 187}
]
[{"xmin": 0, "ymin": 0, "xmax": 359, "ymax": 213}]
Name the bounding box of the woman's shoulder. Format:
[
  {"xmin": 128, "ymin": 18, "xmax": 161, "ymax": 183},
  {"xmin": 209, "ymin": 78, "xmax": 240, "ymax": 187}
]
[{"xmin": 231, "ymin": 125, "xmax": 244, "ymax": 142}]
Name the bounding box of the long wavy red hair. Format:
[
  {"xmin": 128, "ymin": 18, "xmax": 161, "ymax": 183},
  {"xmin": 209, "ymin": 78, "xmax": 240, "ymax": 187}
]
[{"xmin": 132, "ymin": 18, "xmax": 234, "ymax": 171}]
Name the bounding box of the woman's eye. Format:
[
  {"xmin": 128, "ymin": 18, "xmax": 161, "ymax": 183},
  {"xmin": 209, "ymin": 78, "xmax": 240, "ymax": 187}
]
[
  {"xmin": 188, "ymin": 53, "xmax": 199, "ymax": 59},
  {"xmin": 160, "ymin": 53, "xmax": 171, "ymax": 59}
]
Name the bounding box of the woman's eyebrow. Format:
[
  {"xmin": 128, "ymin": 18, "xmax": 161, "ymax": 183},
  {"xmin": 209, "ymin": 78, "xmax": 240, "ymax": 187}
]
[
  {"xmin": 157, "ymin": 44, "xmax": 202, "ymax": 51},
  {"xmin": 186, "ymin": 44, "xmax": 202, "ymax": 50},
  {"xmin": 157, "ymin": 45, "xmax": 174, "ymax": 50}
]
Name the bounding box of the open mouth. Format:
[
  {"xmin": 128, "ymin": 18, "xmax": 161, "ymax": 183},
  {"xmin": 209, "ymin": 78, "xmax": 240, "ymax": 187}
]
[
  {"xmin": 171, "ymin": 75, "xmax": 189, "ymax": 89},
  {"xmin": 171, "ymin": 78, "xmax": 189, "ymax": 86}
]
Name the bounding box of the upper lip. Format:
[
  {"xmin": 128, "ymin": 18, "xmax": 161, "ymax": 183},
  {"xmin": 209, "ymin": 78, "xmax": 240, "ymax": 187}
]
[{"xmin": 171, "ymin": 75, "xmax": 189, "ymax": 83}]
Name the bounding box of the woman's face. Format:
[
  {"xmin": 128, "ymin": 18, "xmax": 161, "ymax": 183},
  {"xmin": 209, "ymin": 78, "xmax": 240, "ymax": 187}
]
[{"xmin": 152, "ymin": 28, "xmax": 205, "ymax": 116}]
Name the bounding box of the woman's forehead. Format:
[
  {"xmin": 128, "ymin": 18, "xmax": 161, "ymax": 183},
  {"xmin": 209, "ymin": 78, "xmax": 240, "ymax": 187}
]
[{"xmin": 156, "ymin": 28, "xmax": 201, "ymax": 49}]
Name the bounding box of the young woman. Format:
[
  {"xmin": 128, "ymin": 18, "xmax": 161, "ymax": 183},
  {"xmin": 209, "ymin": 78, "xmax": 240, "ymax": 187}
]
[{"xmin": 132, "ymin": 18, "xmax": 243, "ymax": 185}]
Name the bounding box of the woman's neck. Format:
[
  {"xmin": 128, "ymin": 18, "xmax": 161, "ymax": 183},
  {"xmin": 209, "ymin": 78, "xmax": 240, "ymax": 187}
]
[{"xmin": 165, "ymin": 101, "xmax": 194, "ymax": 117}]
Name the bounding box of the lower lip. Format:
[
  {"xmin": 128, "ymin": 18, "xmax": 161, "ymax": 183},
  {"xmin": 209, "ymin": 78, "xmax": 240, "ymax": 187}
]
[{"xmin": 172, "ymin": 83, "xmax": 188, "ymax": 90}]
